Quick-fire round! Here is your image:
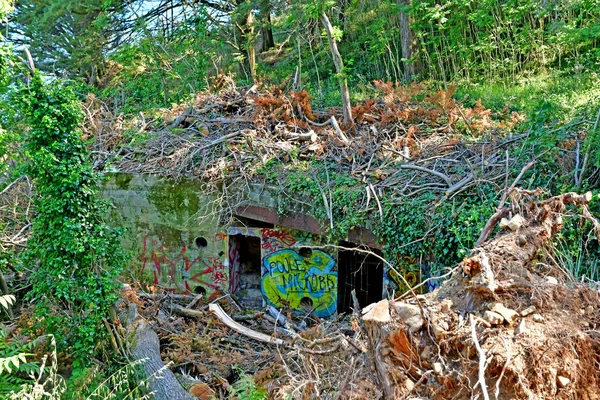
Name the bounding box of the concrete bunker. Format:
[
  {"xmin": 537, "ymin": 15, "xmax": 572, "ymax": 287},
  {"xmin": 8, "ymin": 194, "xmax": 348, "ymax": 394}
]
[{"xmin": 102, "ymin": 173, "xmax": 416, "ymax": 318}]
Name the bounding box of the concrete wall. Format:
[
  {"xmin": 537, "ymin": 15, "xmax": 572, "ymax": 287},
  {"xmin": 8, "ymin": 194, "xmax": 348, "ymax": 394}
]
[{"xmin": 103, "ymin": 174, "xmax": 229, "ymax": 298}]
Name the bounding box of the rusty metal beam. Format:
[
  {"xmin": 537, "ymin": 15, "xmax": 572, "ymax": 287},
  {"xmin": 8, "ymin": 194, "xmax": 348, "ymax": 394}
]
[{"xmin": 235, "ymin": 205, "xmax": 382, "ymax": 249}]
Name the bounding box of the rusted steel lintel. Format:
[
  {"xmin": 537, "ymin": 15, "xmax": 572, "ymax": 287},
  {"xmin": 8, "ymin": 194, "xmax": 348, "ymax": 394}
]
[{"xmin": 235, "ymin": 205, "xmax": 382, "ymax": 249}]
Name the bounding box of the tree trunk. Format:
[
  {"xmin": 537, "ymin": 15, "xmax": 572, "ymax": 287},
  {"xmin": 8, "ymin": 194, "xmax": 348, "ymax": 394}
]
[
  {"xmin": 235, "ymin": 5, "xmax": 257, "ymax": 82},
  {"xmin": 259, "ymin": 0, "xmax": 275, "ymax": 52},
  {"xmin": 320, "ymin": 11, "xmax": 353, "ymax": 128},
  {"xmin": 398, "ymin": 0, "xmax": 420, "ymax": 82},
  {"xmin": 125, "ymin": 304, "xmax": 194, "ymax": 400},
  {"xmin": 362, "ymin": 299, "xmax": 395, "ymax": 399},
  {"xmin": 246, "ymin": 11, "xmax": 257, "ymax": 82}
]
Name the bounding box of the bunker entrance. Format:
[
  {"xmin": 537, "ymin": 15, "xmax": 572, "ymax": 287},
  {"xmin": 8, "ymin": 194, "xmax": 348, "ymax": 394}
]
[
  {"xmin": 337, "ymin": 242, "xmax": 384, "ymax": 314},
  {"xmin": 229, "ymin": 234, "xmax": 262, "ymax": 308}
]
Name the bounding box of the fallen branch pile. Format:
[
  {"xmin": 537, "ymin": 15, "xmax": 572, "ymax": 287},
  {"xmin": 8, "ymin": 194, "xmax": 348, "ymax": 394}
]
[
  {"xmin": 119, "ymin": 285, "xmax": 380, "ymax": 399},
  {"xmin": 84, "ymin": 78, "xmax": 533, "ymax": 209}
]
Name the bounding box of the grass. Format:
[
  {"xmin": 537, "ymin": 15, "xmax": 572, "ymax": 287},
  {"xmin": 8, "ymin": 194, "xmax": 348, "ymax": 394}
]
[
  {"xmin": 454, "ymin": 71, "xmax": 600, "ymax": 123},
  {"xmin": 554, "ymin": 238, "xmax": 600, "ymax": 284}
]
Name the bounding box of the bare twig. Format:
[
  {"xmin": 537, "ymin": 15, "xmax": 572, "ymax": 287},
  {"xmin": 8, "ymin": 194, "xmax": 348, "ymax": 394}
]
[
  {"xmin": 399, "ymin": 164, "xmax": 452, "ymax": 187},
  {"xmin": 0, "ymin": 176, "xmax": 24, "ymax": 196},
  {"xmin": 330, "ymin": 116, "xmax": 350, "ymax": 143},
  {"xmin": 475, "ymin": 161, "xmax": 536, "ymax": 246},
  {"xmin": 470, "ymin": 313, "xmax": 490, "ymax": 400},
  {"xmin": 164, "ymin": 106, "xmax": 194, "ymax": 131},
  {"xmin": 368, "ymin": 184, "xmax": 383, "ymax": 222}
]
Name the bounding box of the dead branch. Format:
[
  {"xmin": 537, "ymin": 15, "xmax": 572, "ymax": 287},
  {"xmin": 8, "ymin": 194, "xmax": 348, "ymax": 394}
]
[
  {"xmin": 399, "ymin": 164, "xmax": 452, "ymax": 186},
  {"xmin": 164, "ymin": 106, "xmax": 194, "ymax": 131},
  {"xmin": 475, "ymin": 161, "xmax": 536, "ymax": 246},
  {"xmin": 284, "ymin": 130, "xmax": 318, "ymax": 142},
  {"xmin": 0, "ymin": 177, "xmax": 24, "ymax": 196},
  {"xmin": 209, "ymin": 303, "xmax": 284, "ymax": 345},
  {"xmin": 470, "ymin": 313, "xmax": 490, "ymax": 400},
  {"xmin": 305, "ymin": 115, "xmax": 350, "ymax": 143}
]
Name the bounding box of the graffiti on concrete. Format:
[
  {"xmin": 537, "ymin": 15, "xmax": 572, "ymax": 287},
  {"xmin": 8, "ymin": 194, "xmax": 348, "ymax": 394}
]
[
  {"xmin": 420, "ymin": 264, "xmax": 443, "ymax": 291},
  {"xmin": 141, "ymin": 234, "xmax": 227, "ymax": 295},
  {"xmin": 262, "ymin": 249, "xmax": 337, "ymax": 318},
  {"xmin": 383, "ymin": 255, "xmax": 421, "ymax": 295},
  {"xmin": 227, "ymin": 227, "xmax": 263, "ymax": 237},
  {"xmin": 227, "ymin": 227, "xmax": 313, "ymax": 253},
  {"xmin": 214, "ymin": 232, "xmax": 227, "ymax": 242},
  {"xmin": 260, "ymin": 228, "xmax": 297, "ymax": 252},
  {"xmin": 228, "ymin": 235, "xmax": 241, "ymax": 293}
]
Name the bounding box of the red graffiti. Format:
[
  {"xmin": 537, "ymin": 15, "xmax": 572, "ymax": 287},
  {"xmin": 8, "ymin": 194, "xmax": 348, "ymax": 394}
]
[
  {"xmin": 214, "ymin": 232, "xmax": 227, "ymax": 241},
  {"xmin": 228, "ymin": 236, "xmax": 241, "ymax": 293},
  {"xmin": 261, "ymin": 229, "xmax": 296, "ymax": 252},
  {"xmin": 141, "ymin": 234, "xmax": 227, "ymax": 293}
]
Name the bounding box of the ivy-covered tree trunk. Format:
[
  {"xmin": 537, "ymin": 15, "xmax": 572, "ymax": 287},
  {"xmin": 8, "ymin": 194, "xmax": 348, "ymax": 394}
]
[{"xmin": 20, "ymin": 71, "xmax": 124, "ymax": 364}]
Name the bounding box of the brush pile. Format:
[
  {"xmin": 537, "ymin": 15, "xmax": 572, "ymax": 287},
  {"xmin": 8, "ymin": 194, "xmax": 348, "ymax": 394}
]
[{"xmin": 83, "ymin": 76, "xmax": 530, "ymax": 204}]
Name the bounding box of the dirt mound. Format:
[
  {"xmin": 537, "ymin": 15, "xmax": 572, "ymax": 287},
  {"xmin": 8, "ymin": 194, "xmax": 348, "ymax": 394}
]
[{"xmin": 363, "ymin": 190, "xmax": 600, "ymax": 399}]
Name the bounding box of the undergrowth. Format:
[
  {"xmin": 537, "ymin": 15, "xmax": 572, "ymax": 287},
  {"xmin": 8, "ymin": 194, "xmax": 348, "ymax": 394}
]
[{"xmin": 231, "ymin": 368, "xmax": 268, "ymax": 400}]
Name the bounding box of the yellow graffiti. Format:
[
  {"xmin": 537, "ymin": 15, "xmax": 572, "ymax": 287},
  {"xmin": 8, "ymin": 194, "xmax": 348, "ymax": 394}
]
[
  {"xmin": 388, "ymin": 255, "xmax": 421, "ymax": 294},
  {"xmin": 262, "ymin": 249, "xmax": 337, "ymax": 318}
]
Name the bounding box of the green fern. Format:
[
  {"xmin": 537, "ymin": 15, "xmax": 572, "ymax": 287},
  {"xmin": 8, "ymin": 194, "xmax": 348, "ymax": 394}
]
[
  {"xmin": 8, "ymin": 335, "xmax": 66, "ymax": 400},
  {"xmin": 0, "ymin": 294, "xmax": 15, "ymax": 310},
  {"xmin": 231, "ymin": 368, "xmax": 267, "ymax": 400},
  {"xmin": 0, "ymin": 294, "xmax": 44, "ymax": 395}
]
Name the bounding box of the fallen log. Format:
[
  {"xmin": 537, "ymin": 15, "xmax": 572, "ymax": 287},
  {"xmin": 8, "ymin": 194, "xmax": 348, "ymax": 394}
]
[
  {"xmin": 124, "ymin": 303, "xmax": 194, "ymax": 400},
  {"xmin": 378, "ymin": 190, "xmax": 600, "ymax": 399}
]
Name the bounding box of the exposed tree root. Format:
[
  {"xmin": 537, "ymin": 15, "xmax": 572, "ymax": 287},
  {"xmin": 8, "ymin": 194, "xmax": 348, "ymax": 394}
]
[{"xmin": 363, "ymin": 189, "xmax": 600, "ymax": 399}]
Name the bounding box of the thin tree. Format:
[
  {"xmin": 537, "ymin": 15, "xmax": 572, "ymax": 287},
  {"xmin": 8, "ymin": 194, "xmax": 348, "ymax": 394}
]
[
  {"xmin": 259, "ymin": 0, "xmax": 275, "ymax": 52},
  {"xmin": 321, "ymin": 11, "xmax": 353, "ymax": 127},
  {"xmin": 398, "ymin": 0, "xmax": 420, "ymax": 82}
]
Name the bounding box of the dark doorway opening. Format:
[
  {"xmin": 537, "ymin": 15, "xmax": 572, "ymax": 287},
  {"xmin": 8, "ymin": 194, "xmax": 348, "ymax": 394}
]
[
  {"xmin": 337, "ymin": 242, "xmax": 384, "ymax": 314},
  {"xmin": 229, "ymin": 234, "xmax": 263, "ymax": 308}
]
